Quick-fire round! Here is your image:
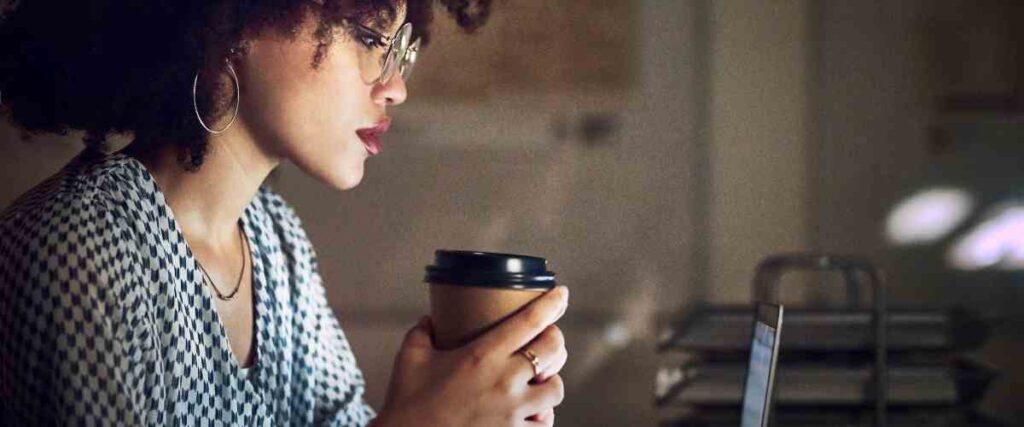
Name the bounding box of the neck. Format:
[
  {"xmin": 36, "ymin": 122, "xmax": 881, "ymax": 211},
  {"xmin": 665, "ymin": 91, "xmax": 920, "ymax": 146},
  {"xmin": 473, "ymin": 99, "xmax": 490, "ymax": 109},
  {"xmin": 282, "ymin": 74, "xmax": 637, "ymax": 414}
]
[{"xmin": 125, "ymin": 131, "xmax": 279, "ymax": 246}]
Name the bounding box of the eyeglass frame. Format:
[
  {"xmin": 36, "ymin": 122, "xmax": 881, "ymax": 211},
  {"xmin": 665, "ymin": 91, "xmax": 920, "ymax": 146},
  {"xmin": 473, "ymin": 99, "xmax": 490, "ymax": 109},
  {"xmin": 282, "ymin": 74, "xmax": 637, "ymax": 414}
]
[{"xmin": 346, "ymin": 20, "xmax": 419, "ymax": 86}]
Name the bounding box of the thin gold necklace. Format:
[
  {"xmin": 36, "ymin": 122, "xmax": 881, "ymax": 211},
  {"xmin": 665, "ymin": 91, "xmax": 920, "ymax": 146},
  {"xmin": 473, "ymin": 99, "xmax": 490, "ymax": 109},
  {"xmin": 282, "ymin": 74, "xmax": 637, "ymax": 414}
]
[{"xmin": 196, "ymin": 224, "xmax": 249, "ymax": 301}]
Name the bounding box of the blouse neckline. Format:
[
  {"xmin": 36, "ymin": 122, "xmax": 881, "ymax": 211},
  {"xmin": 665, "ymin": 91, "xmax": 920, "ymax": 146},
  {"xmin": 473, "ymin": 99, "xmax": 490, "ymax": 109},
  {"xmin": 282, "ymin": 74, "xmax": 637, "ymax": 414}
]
[{"xmin": 115, "ymin": 152, "xmax": 269, "ymax": 390}]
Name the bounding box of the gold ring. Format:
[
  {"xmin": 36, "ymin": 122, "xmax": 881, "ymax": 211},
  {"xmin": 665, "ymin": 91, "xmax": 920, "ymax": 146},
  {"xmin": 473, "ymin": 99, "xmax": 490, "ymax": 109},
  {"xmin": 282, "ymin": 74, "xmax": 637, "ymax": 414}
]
[{"xmin": 518, "ymin": 348, "xmax": 541, "ymax": 377}]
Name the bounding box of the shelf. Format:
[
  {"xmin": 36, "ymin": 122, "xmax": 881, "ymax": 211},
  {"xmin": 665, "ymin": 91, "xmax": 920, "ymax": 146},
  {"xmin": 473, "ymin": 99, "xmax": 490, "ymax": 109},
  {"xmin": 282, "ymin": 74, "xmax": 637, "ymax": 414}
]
[
  {"xmin": 656, "ymin": 360, "xmax": 995, "ymax": 408},
  {"xmin": 660, "ymin": 407, "xmax": 1006, "ymax": 427},
  {"xmin": 658, "ymin": 306, "xmax": 987, "ymax": 354}
]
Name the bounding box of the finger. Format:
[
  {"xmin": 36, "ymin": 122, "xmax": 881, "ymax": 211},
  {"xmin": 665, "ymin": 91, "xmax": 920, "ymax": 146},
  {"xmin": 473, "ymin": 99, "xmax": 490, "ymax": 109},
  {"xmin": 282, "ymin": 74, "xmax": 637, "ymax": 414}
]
[
  {"xmin": 473, "ymin": 286, "xmax": 568, "ymax": 357},
  {"xmin": 535, "ymin": 408, "xmax": 555, "ymax": 426},
  {"xmin": 521, "ymin": 410, "xmax": 554, "ymax": 426},
  {"xmin": 525, "ymin": 408, "xmax": 555, "ymax": 425},
  {"xmin": 536, "ymin": 347, "xmax": 567, "ymax": 384},
  {"xmin": 521, "ymin": 374, "xmax": 565, "ymax": 417},
  {"xmin": 511, "ymin": 325, "xmax": 567, "ymax": 383},
  {"xmin": 519, "ymin": 417, "xmax": 548, "ymax": 427}
]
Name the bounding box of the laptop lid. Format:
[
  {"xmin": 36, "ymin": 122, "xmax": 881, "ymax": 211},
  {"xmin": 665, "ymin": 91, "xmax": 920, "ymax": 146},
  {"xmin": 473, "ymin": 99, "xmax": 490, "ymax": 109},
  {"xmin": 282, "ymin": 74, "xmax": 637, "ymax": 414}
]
[{"xmin": 740, "ymin": 303, "xmax": 784, "ymax": 427}]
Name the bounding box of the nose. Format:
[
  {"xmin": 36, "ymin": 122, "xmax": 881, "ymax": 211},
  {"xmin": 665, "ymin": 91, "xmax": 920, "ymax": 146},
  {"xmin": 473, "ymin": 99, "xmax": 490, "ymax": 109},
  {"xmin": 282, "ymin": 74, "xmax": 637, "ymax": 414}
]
[{"xmin": 372, "ymin": 73, "xmax": 408, "ymax": 106}]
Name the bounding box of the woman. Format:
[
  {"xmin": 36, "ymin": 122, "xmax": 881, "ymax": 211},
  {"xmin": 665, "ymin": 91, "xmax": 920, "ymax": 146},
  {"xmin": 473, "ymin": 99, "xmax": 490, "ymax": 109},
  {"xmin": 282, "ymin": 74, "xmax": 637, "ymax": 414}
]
[{"xmin": 0, "ymin": 0, "xmax": 569, "ymax": 425}]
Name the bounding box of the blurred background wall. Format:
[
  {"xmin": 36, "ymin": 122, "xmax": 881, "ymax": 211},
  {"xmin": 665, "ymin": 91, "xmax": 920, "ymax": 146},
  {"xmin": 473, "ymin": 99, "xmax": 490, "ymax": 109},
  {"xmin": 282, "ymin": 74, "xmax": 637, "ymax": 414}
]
[{"xmin": 2, "ymin": 0, "xmax": 1023, "ymax": 425}]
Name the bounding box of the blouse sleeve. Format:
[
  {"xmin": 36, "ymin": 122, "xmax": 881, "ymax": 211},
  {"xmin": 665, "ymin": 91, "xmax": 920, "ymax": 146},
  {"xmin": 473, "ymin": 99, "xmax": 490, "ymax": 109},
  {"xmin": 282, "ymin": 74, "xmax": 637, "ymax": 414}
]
[
  {"xmin": 0, "ymin": 193, "xmax": 149, "ymax": 425},
  {"xmin": 308, "ymin": 265, "xmax": 378, "ymax": 427},
  {"xmin": 259, "ymin": 187, "xmax": 377, "ymax": 426}
]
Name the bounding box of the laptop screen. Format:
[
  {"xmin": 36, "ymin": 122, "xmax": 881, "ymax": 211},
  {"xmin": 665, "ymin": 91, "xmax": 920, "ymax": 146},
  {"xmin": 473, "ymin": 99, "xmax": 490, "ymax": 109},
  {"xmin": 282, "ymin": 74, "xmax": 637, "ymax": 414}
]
[{"xmin": 740, "ymin": 304, "xmax": 783, "ymax": 427}]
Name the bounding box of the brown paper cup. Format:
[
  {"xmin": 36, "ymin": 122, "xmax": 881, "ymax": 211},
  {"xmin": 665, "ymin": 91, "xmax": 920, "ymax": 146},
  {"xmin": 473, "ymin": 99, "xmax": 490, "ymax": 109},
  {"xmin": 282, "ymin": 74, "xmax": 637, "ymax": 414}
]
[
  {"xmin": 424, "ymin": 250, "xmax": 557, "ymax": 350},
  {"xmin": 429, "ymin": 283, "xmax": 546, "ymax": 350}
]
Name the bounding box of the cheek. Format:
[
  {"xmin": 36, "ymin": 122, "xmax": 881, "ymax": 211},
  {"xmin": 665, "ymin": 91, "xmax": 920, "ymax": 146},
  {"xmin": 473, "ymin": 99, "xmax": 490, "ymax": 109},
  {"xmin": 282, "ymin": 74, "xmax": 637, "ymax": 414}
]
[
  {"xmin": 241, "ymin": 34, "xmax": 375, "ymax": 189},
  {"xmin": 244, "ymin": 41, "xmax": 368, "ymax": 152},
  {"xmin": 282, "ymin": 65, "xmax": 370, "ymax": 163}
]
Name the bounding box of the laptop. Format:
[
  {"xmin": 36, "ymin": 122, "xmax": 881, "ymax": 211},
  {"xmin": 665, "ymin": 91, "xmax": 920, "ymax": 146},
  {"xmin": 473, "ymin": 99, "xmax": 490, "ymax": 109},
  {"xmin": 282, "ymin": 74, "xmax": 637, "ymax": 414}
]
[{"xmin": 740, "ymin": 303, "xmax": 784, "ymax": 427}]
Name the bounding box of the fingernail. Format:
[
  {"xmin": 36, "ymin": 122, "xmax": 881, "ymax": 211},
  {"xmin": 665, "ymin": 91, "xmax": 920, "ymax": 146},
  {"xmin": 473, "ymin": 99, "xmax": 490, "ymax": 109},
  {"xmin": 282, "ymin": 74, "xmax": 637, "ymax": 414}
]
[{"xmin": 559, "ymin": 286, "xmax": 569, "ymax": 303}]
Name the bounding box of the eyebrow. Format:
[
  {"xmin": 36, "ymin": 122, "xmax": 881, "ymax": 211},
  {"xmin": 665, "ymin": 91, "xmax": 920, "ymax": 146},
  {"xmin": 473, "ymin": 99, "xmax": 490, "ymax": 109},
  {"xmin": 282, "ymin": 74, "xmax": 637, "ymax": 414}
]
[
  {"xmin": 338, "ymin": 2, "xmax": 406, "ymax": 37},
  {"xmin": 367, "ymin": 4, "xmax": 405, "ymax": 32},
  {"xmin": 379, "ymin": 4, "xmax": 407, "ymax": 35}
]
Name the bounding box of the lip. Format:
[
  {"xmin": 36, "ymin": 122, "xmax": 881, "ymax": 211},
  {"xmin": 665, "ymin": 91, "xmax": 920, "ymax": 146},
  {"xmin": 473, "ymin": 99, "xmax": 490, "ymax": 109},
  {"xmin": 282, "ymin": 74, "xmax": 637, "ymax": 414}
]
[{"xmin": 357, "ymin": 118, "xmax": 391, "ymax": 156}]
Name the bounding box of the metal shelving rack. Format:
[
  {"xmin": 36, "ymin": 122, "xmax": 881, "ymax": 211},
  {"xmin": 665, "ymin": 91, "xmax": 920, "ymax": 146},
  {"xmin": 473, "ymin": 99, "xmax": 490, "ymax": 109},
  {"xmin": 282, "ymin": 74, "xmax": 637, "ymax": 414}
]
[{"xmin": 656, "ymin": 252, "xmax": 1000, "ymax": 427}]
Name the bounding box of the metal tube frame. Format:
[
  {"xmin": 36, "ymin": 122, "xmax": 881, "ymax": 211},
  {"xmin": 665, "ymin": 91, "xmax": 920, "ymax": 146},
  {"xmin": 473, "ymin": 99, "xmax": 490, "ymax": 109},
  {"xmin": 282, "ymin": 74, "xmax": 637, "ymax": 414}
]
[{"xmin": 752, "ymin": 253, "xmax": 888, "ymax": 427}]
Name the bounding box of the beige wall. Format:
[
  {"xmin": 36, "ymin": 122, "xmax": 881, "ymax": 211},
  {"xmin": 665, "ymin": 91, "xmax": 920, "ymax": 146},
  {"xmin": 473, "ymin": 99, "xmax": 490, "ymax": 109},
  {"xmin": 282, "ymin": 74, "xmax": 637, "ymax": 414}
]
[{"xmin": 707, "ymin": 0, "xmax": 813, "ymax": 304}]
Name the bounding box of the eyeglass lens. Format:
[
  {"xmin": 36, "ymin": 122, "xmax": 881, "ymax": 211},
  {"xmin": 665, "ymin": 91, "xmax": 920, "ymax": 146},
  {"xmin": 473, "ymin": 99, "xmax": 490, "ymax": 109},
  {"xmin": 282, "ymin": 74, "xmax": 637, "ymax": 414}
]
[
  {"xmin": 379, "ymin": 23, "xmax": 412, "ymax": 84},
  {"xmin": 399, "ymin": 39, "xmax": 419, "ymax": 82}
]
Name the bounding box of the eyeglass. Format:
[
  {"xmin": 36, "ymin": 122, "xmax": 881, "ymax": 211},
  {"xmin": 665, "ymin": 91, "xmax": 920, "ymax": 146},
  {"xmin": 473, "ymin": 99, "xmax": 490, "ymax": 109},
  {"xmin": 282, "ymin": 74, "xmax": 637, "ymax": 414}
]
[{"xmin": 347, "ymin": 20, "xmax": 419, "ymax": 86}]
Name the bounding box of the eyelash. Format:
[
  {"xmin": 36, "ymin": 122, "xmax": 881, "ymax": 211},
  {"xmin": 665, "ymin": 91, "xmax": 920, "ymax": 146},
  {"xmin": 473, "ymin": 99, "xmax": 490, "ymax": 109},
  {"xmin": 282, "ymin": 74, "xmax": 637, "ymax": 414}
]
[
  {"xmin": 345, "ymin": 26, "xmax": 383, "ymax": 50},
  {"xmin": 358, "ymin": 36, "xmax": 379, "ymax": 49}
]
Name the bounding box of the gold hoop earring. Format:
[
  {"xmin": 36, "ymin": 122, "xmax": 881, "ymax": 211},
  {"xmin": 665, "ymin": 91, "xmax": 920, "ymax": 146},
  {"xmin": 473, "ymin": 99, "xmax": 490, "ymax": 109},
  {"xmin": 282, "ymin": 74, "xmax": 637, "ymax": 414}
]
[{"xmin": 193, "ymin": 58, "xmax": 239, "ymax": 135}]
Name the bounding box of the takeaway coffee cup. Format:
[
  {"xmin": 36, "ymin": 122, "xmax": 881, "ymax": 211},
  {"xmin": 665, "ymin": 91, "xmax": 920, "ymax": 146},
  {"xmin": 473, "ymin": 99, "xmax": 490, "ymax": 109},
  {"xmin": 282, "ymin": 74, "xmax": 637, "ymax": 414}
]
[{"xmin": 424, "ymin": 250, "xmax": 557, "ymax": 350}]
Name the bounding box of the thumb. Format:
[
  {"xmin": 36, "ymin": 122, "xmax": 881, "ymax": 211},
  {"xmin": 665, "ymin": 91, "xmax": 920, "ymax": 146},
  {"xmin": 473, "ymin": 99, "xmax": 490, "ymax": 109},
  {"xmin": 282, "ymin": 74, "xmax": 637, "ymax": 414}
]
[
  {"xmin": 397, "ymin": 316, "xmax": 435, "ymax": 363},
  {"xmin": 384, "ymin": 316, "xmax": 435, "ymax": 410}
]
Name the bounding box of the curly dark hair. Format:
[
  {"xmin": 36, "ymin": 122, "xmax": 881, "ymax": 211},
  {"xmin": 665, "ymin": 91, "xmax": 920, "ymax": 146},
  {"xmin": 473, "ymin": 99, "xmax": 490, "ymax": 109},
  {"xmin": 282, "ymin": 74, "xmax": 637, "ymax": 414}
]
[{"xmin": 0, "ymin": 0, "xmax": 492, "ymax": 169}]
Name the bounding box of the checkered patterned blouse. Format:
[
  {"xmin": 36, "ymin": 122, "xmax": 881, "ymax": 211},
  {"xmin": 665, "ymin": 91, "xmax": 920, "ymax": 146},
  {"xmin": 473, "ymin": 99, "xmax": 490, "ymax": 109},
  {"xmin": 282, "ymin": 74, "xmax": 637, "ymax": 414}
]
[{"xmin": 0, "ymin": 150, "xmax": 376, "ymax": 426}]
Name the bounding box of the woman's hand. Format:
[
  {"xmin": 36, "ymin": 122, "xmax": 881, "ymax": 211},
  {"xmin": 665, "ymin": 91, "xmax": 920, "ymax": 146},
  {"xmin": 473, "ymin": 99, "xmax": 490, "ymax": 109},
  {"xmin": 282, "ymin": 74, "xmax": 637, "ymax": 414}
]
[{"xmin": 373, "ymin": 286, "xmax": 570, "ymax": 427}]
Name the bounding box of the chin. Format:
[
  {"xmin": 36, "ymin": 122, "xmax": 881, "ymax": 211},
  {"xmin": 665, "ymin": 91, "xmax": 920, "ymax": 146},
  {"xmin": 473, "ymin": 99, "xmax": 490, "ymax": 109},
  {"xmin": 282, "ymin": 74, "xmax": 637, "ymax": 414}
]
[
  {"xmin": 321, "ymin": 161, "xmax": 365, "ymax": 191},
  {"xmin": 288, "ymin": 143, "xmax": 368, "ymax": 191}
]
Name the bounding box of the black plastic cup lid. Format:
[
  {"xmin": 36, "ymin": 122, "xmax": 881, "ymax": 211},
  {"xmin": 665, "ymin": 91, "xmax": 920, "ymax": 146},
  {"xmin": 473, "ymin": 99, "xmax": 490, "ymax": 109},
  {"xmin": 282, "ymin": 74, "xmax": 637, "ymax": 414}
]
[{"xmin": 424, "ymin": 250, "xmax": 556, "ymax": 290}]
